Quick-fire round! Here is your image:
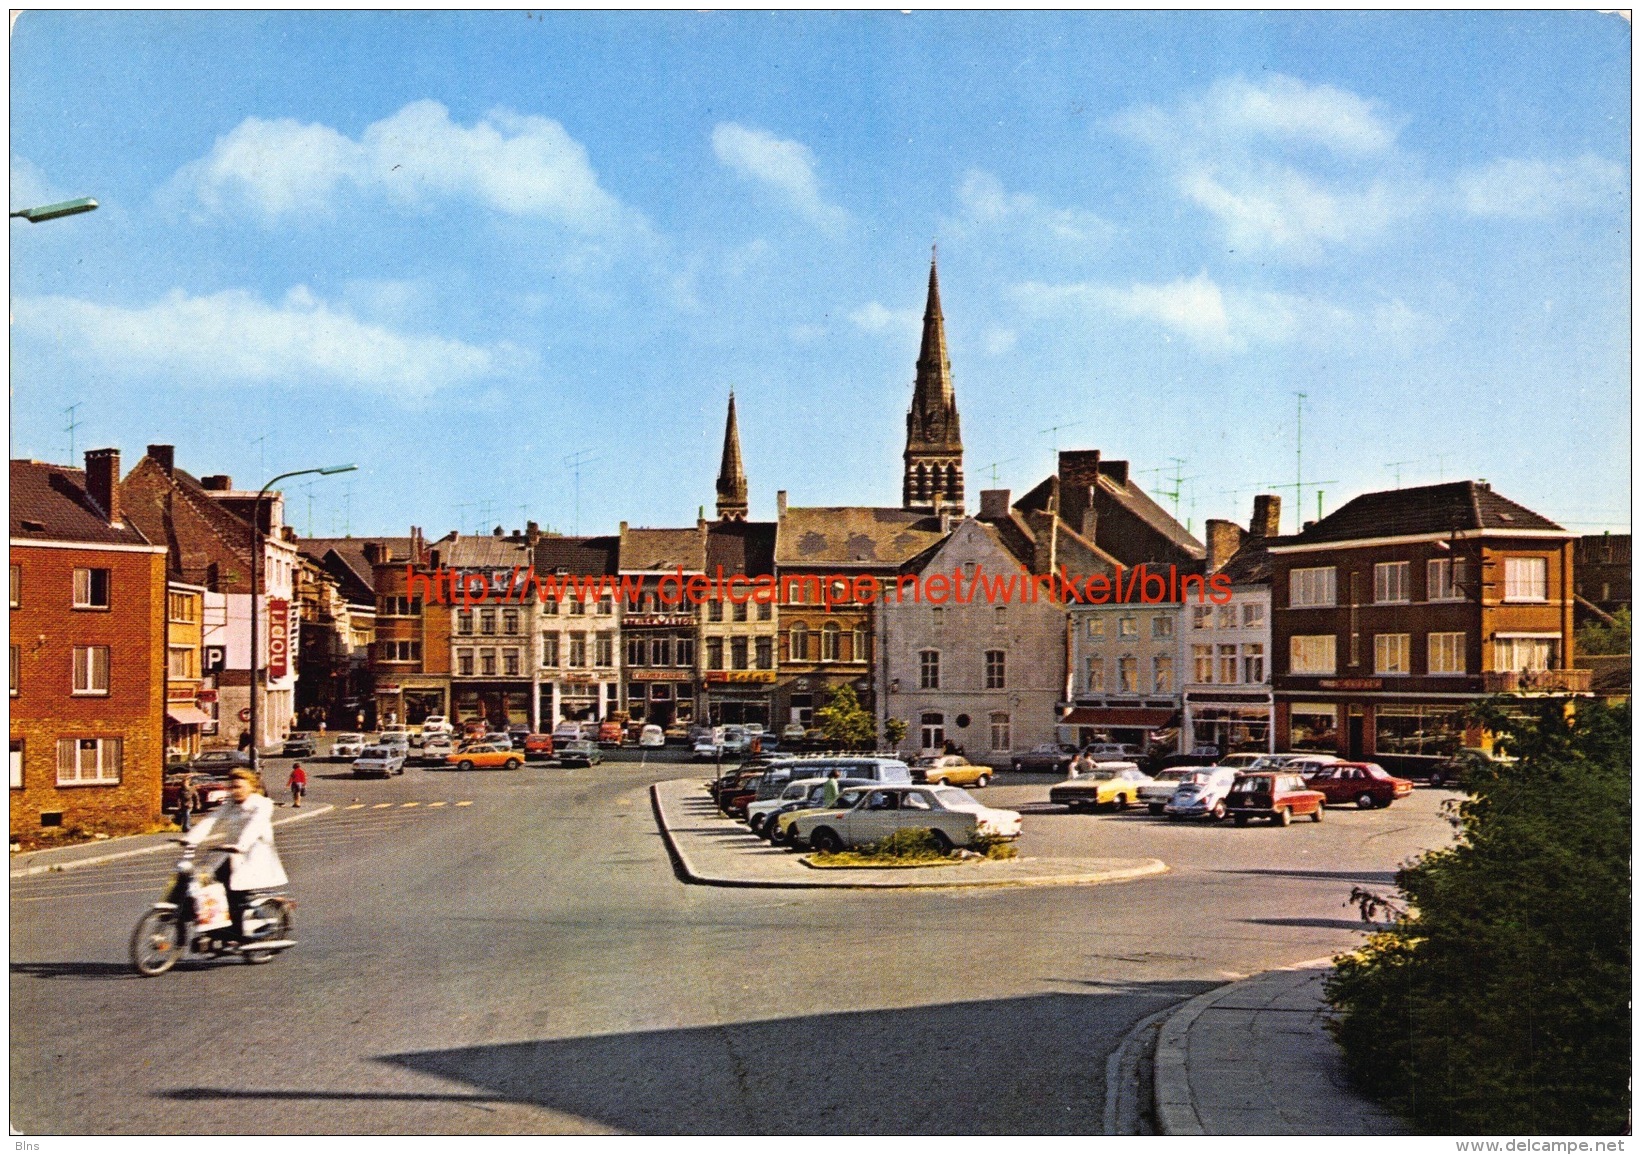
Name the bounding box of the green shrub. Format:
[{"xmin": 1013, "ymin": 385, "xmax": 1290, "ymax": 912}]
[
  {"xmin": 1325, "ymin": 698, "xmax": 1631, "ymax": 1134},
  {"xmin": 870, "ymin": 827, "xmax": 948, "ymax": 859},
  {"xmin": 967, "ymin": 830, "xmax": 1019, "ymax": 860}
]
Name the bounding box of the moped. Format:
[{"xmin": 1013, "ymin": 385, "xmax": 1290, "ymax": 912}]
[{"xmin": 129, "ymin": 840, "xmax": 296, "ymax": 975}]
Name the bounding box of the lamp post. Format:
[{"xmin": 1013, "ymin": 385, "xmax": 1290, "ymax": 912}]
[
  {"xmin": 10, "ymin": 197, "xmax": 98, "ymax": 223},
  {"xmin": 247, "ymin": 465, "xmax": 357, "ymax": 774}
]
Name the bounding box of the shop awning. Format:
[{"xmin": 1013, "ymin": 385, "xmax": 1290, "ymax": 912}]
[
  {"xmin": 1059, "ymin": 707, "xmax": 1179, "ymax": 728},
  {"xmin": 167, "ymin": 704, "xmax": 214, "ymax": 726}
]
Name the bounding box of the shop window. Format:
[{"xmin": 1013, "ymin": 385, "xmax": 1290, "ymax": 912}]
[
  {"xmin": 1289, "ymin": 707, "xmax": 1338, "ymax": 753},
  {"xmin": 1374, "ymin": 707, "xmax": 1463, "ymax": 759}
]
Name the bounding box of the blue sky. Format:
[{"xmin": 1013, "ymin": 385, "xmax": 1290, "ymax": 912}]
[{"xmin": 10, "ymin": 11, "xmax": 1631, "ymax": 539}]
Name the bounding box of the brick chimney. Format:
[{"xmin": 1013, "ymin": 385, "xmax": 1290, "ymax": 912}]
[
  {"xmin": 776, "ymin": 490, "xmax": 788, "ymax": 519},
  {"xmin": 200, "ymin": 475, "xmax": 233, "ymax": 491},
  {"xmin": 84, "ymin": 448, "xmax": 121, "ymax": 526},
  {"xmin": 526, "ymin": 520, "xmax": 541, "ymax": 547},
  {"xmin": 146, "ymin": 444, "xmax": 175, "ymax": 477},
  {"xmin": 979, "ymin": 489, "xmax": 1011, "ymax": 519},
  {"xmin": 1205, "ymin": 519, "xmax": 1246, "ymax": 572},
  {"xmin": 1250, "ymin": 494, "xmax": 1282, "ymax": 539},
  {"xmin": 1057, "ymin": 450, "xmax": 1102, "ymax": 535}
]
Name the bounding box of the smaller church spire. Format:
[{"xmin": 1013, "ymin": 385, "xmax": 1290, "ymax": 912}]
[{"xmin": 715, "ymin": 391, "xmax": 749, "ymax": 521}]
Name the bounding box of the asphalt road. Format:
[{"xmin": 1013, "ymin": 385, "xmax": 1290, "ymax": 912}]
[{"xmin": 10, "ymin": 752, "xmax": 1459, "ymax": 1135}]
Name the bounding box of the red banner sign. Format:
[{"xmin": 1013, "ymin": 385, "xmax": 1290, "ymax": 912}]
[{"xmin": 268, "ymin": 598, "xmax": 290, "ymax": 680}]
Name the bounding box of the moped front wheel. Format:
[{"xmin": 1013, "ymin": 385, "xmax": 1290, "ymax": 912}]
[
  {"xmin": 241, "ymin": 898, "xmax": 292, "ymax": 965},
  {"xmin": 130, "ymin": 909, "xmax": 184, "ymax": 976}
]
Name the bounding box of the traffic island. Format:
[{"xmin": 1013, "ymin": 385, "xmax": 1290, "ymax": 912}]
[{"xmin": 651, "ymin": 777, "xmax": 1168, "ymax": 890}]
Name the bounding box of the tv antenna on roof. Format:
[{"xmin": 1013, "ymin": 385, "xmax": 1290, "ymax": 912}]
[
  {"xmin": 1037, "ymin": 419, "xmax": 1086, "ymax": 455},
  {"xmin": 63, "ymin": 401, "xmax": 84, "ymax": 463},
  {"xmin": 563, "ymin": 449, "xmax": 598, "ymax": 536},
  {"xmin": 978, "ymin": 456, "xmax": 1020, "ymax": 487}
]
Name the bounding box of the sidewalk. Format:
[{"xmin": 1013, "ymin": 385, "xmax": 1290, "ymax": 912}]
[
  {"xmin": 9, "ymin": 803, "xmax": 333, "ymax": 878},
  {"xmin": 652, "ymin": 777, "xmax": 1168, "ymax": 890},
  {"xmin": 1153, "ymin": 959, "xmax": 1411, "ymax": 1135}
]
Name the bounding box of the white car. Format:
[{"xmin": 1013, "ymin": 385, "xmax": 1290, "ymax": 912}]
[
  {"xmin": 639, "ymin": 724, "xmax": 666, "ymax": 748},
  {"xmin": 693, "ymin": 735, "xmax": 726, "ymax": 761},
  {"xmin": 743, "ymin": 723, "xmax": 765, "ymax": 737},
  {"xmin": 787, "ymin": 784, "xmax": 1022, "ymax": 853},
  {"xmin": 553, "ymin": 722, "xmax": 584, "ymax": 744},
  {"xmin": 1253, "ymin": 752, "xmax": 1342, "ymax": 771},
  {"xmin": 378, "ymin": 731, "xmax": 411, "ymax": 753},
  {"xmin": 353, "ymin": 746, "xmax": 406, "ymax": 778},
  {"xmin": 746, "ymin": 777, "xmax": 828, "ymax": 836},
  {"xmin": 1165, "ymin": 767, "xmax": 1242, "ymax": 820},
  {"xmin": 721, "ymin": 725, "xmax": 750, "ymax": 754},
  {"xmin": 420, "ymin": 735, "xmax": 455, "ymax": 762},
  {"xmin": 420, "ymin": 715, "xmax": 454, "ymax": 738},
  {"xmin": 781, "ymin": 722, "xmax": 808, "ymax": 742},
  {"xmin": 1210, "ymin": 752, "xmax": 1269, "ymax": 773},
  {"xmin": 1139, "ymin": 767, "xmax": 1209, "ymax": 815},
  {"xmin": 330, "ymin": 733, "xmax": 366, "ymax": 760}
]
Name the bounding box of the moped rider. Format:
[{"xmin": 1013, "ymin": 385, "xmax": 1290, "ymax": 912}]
[{"xmin": 183, "ymin": 769, "xmax": 288, "ymax": 942}]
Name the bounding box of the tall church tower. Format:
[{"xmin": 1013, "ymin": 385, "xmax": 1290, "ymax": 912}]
[
  {"xmin": 902, "ymin": 254, "xmax": 965, "ymax": 513},
  {"xmin": 715, "ymin": 391, "xmax": 749, "ymax": 521}
]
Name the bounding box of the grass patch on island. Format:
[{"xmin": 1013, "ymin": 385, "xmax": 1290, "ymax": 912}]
[{"xmin": 807, "ymin": 827, "xmax": 1019, "ymax": 868}]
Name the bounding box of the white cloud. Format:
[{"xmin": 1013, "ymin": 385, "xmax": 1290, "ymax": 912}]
[
  {"xmin": 952, "ymin": 170, "xmax": 1115, "ymax": 248},
  {"xmin": 711, "ymin": 122, "xmax": 849, "ymax": 231},
  {"xmin": 10, "ymin": 156, "xmax": 62, "ymax": 210},
  {"xmin": 790, "ymin": 323, "xmax": 826, "ymax": 344},
  {"xmin": 982, "ymin": 327, "xmax": 1018, "ymax": 356},
  {"xmin": 1011, "ymin": 272, "xmax": 1430, "ymax": 354},
  {"xmin": 1458, "ymin": 155, "xmax": 1625, "ymax": 219},
  {"xmin": 12, "ymin": 286, "xmax": 521, "ymax": 397},
  {"xmin": 171, "ymin": 100, "xmax": 636, "ymax": 233},
  {"xmin": 1112, "ymin": 75, "xmax": 1416, "ymax": 259},
  {"xmin": 849, "ymin": 301, "xmax": 921, "ymax": 337}
]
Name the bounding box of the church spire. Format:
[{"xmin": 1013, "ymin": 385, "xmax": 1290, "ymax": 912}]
[
  {"xmin": 902, "ymin": 252, "xmax": 964, "ymax": 513},
  {"xmin": 715, "ymin": 390, "xmax": 749, "ymax": 521}
]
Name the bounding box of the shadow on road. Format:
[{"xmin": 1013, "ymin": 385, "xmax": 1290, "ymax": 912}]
[
  {"xmin": 1216, "ymin": 868, "xmax": 1398, "ymax": 885},
  {"xmin": 362, "ymin": 988, "xmax": 1222, "ymax": 1134},
  {"xmin": 1242, "ymin": 917, "xmax": 1373, "ymax": 932},
  {"xmin": 11, "ymin": 961, "xmax": 145, "ymax": 981},
  {"xmin": 159, "ymin": 1088, "xmax": 504, "ymax": 1105}
]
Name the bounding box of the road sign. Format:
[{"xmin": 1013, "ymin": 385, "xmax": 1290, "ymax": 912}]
[{"xmin": 238, "ymin": 707, "xmax": 251, "ymax": 723}]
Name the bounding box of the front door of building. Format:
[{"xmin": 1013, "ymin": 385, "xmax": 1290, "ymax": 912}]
[{"xmin": 1348, "ymin": 714, "xmax": 1364, "ymax": 760}]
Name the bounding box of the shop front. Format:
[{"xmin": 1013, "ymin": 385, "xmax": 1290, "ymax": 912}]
[
  {"xmin": 451, "ymin": 684, "xmax": 531, "ymax": 729},
  {"xmin": 1276, "ymin": 694, "xmax": 1478, "ymax": 770},
  {"xmin": 1056, "ymin": 705, "xmax": 1180, "ymax": 752},
  {"xmin": 1182, "ymin": 691, "xmax": 1273, "ymax": 755},
  {"xmin": 626, "ymin": 669, "xmax": 696, "ymax": 727},
  {"xmin": 703, "ymin": 670, "xmax": 776, "ymax": 727},
  {"xmin": 541, "ymin": 678, "xmax": 614, "ymax": 725}
]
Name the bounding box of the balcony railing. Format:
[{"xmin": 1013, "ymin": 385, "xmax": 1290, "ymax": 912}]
[{"xmin": 1482, "ymin": 668, "xmax": 1593, "ymax": 694}]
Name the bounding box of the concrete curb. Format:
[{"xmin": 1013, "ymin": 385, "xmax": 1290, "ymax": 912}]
[
  {"xmin": 8, "ymin": 803, "xmax": 335, "ymax": 878},
  {"xmin": 1152, "ymin": 955, "xmax": 1338, "ymax": 1136},
  {"xmin": 651, "ymin": 779, "xmax": 1169, "ymax": 891}
]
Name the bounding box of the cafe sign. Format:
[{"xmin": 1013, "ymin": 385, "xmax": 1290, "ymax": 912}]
[
  {"xmin": 704, "ymin": 671, "xmax": 777, "ymax": 684},
  {"xmin": 268, "ymin": 598, "xmax": 290, "ymax": 679}
]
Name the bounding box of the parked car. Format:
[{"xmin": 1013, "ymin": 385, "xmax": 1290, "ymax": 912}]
[
  {"xmin": 1082, "ymin": 742, "xmax": 1139, "ymax": 759},
  {"xmin": 447, "ymin": 744, "xmax": 523, "ymax": 771},
  {"xmin": 462, "ymin": 719, "xmax": 490, "ymax": 740},
  {"xmin": 693, "ymin": 729, "xmax": 727, "ymax": 761},
  {"xmin": 282, "ymin": 733, "xmax": 317, "ymax": 758},
  {"xmin": 1155, "ymin": 752, "xmax": 1219, "ymax": 772},
  {"xmin": 330, "ymin": 732, "xmax": 367, "ymax": 760},
  {"xmin": 1011, "ymin": 743, "xmax": 1080, "ymax": 773},
  {"xmin": 1302, "ymin": 762, "xmax": 1413, "ymax": 809},
  {"xmin": 720, "ymin": 773, "xmax": 767, "ymax": 819},
  {"xmin": 506, "ymin": 724, "xmax": 531, "ymax": 748},
  {"xmin": 382, "ymin": 723, "xmax": 410, "ymax": 740},
  {"xmin": 781, "ymin": 722, "xmax": 809, "ymax": 743},
  {"xmin": 1049, "ymin": 762, "xmax": 1154, "ymax": 811},
  {"xmin": 743, "ymin": 722, "xmax": 766, "ymax": 737},
  {"xmin": 557, "ymin": 739, "xmax": 603, "ymax": 768},
  {"xmin": 1250, "ymin": 752, "xmax": 1338, "ymax": 771},
  {"xmin": 1138, "ymin": 767, "xmax": 1208, "ymax": 815},
  {"xmin": 420, "ymin": 735, "xmax": 456, "ymax": 763},
  {"xmin": 1164, "ymin": 767, "xmax": 1242, "ymax": 821},
  {"xmin": 420, "ymin": 715, "xmax": 454, "ymax": 739},
  {"xmin": 553, "ymin": 722, "xmax": 585, "ymax": 744},
  {"xmin": 378, "ymin": 731, "xmax": 412, "ymax": 754},
  {"xmin": 708, "ymin": 766, "xmax": 764, "ymax": 809},
  {"xmin": 720, "ymin": 725, "xmax": 751, "ymax": 754},
  {"xmin": 523, "ymin": 733, "xmax": 555, "ymax": 761},
  {"xmin": 163, "ymin": 772, "xmax": 232, "ymax": 813},
  {"xmin": 787, "ymin": 784, "xmax": 1023, "ymax": 853},
  {"xmin": 664, "ymin": 724, "xmax": 690, "ymax": 745},
  {"xmin": 755, "ymin": 777, "xmax": 876, "ymax": 840},
  {"xmin": 638, "ymin": 724, "xmax": 666, "ymax": 748},
  {"xmin": 1226, "ymin": 772, "xmax": 1327, "ymax": 826},
  {"xmin": 910, "ymin": 754, "xmax": 992, "ymax": 788},
  {"xmin": 597, "ymin": 720, "xmax": 625, "ymax": 747},
  {"xmin": 353, "ymin": 746, "xmax": 407, "ymax": 777},
  {"xmin": 187, "ymin": 750, "xmax": 251, "ymax": 776}
]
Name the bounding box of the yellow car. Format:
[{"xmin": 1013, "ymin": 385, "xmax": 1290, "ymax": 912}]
[
  {"xmin": 446, "ymin": 743, "xmax": 523, "ymax": 771},
  {"xmin": 1048, "ymin": 763, "xmax": 1155, "ymax": 811},
  {"xmin": 911, "ymin": 755, "xmax": 992, "ymax": 788}
]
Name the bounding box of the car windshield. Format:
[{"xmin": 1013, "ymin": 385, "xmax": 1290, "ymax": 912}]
[
  {"xmin": 931, "ymin": 787, "xmax": 979, "ymax": 809},
  {"xmin": 1089, "ymin": 768, "xmax": 1119, "ymax": 780},
  {"xmin": 1231, "ymin": 776, "xmax": 1273, "ymax": 793},
  {"xmin": 835, "ymin": 788, "xmax": 868, "ymax": 809},
  {"xmin": 336, "ymin": 734, "xmax": 362, "ymax": 742},
  {"xmin": 1154, "ymin": 769, "xmax": 1196, "ymax": 783}
]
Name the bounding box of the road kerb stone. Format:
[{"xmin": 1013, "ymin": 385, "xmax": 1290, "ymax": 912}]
[{"xmin": 9, "ymin": 803, "xmax": 335, "ymax": 878}]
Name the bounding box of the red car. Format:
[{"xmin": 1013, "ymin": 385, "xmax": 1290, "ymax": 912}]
[
  {"xmin": 1226, "ymin": 772, "xmax": 1327, "ymax": 827},
  {"xmin": 1302, "ymin": 762, "xmax": 1413, "ymax": 809},
  {"xmin": 522, "ymin": 733, "xmax": 555, "ymax": 761},
  {"xmin": 721, "ymin": 773, "xmax": 767, "ymax": 819},
  {"xmin": 597, "ymin": 720, "xmax": 625, "ymax": 747}
]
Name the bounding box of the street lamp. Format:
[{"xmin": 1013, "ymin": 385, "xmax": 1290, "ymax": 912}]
[
  {"xmin": 247, "ymin": 464, "xmax": 357, "ymax": 775},
  {"xmin": 10, "ymin": 197, "xmax": 98, "ymax": 223}
]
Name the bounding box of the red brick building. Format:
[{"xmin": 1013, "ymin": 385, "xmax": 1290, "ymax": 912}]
[{"xmin": 10, "ymin": 453, "xmax": 169, "ymax": 839}]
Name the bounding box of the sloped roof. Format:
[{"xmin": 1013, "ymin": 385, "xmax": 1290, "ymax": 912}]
[
  {"xmin": 437, "ymin": 532, "xmax": 532, "ymax": 569},
  {"xmin": 1215, "ymin": 537, "xmax": 1274, "ymax": 586},
  {"xmin": 775, "ymin": 507, "xmax": 944, "ymax": 569},
  {"xmin": 10, "ymin": 460, "xmax": 151, "ymax": 547},
  {"xmin": 1097, "ymin": 473, "xmax": 1204, "ymax": 557},
  {"xmin": 620, "ymin": 526, "xmax": 707, "ymax": 573},
  {"xmin": 533, "ymin": 534, "xmax": 620, "ymax": 577},
  {"xmin": 706, "ymin": 521, "xmax": 776, "ymax": 577},
  {"xmin": 1279, "ymin": 481, "xmax": 1566, "ymax": 546},
  {"xmin": 300, "ymin": 536, "xmax": 415, "ymax": 584}
]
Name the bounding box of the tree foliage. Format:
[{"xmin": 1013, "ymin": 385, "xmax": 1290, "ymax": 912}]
[
  {"xmin": 815, "ymin": 684, "xmax": 875, "ymax": 749},
  {"xmin": 1575, "ymin": 607, "xmax": 1630, "ymax": 656},
  {"xmin": 1325, "ymin": 698, "xmax": 1631, "ymax": 1134},
  {"xmin": 884, "ymin": 717, "xmax": 909, "ymax": 749}
]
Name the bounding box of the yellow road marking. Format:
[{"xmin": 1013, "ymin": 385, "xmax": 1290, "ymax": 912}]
[
  {"xmin": 400, "ymin": 802, "xmax": 420, "ymax": 808},
  {"xmin": 344, "ymin": 804, "xmax": 365, "ymax": 810},
  {"xmin": 455, "ymin": 801, "xmax": 473, "ymax": 807},
  {"xmin": 427, "ymin": 801, "xmax": 446, "ymax": 808},
  {"xmin": 372, "ymin": 803, "xmax": 394, "ymax": 809}
]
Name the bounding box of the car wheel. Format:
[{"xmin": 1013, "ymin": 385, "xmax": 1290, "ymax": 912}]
[
  {"xmin": 1012, "ymin": 761, "xmax": 1022, "ymax": 772},
  {"xmin": 811, "ymin": 828, "xmax": 843, "ymax": 854},
  {"xmin": 1147, "ymin": 803, "xmax": 1164, "ymax": 816},
  {"xmin": 1114, "ymin": 794, "xmax": 1130, "ymax": 811},
  {"xmin": 1233, "ymin": 814, "xmax": 1249, "ymax": 827},
  {"xmin": 975, "ymin": 774, "xmax": 990, "ymax": 788},
  {"xmin": 929, "ymin": 830, "xmax": 954, "ymax": 854},
  {"xmin": 1428, "ymin": 770, "xmax": 1447, "ymax": 788},
  {"xmin": 1312, "ymin": 802, "xmax": 1325, "ymax": 823},
  {"xmin": 506, "ymin": 758, "xmax": 521, "ymax": 770},
  {"xmin": 458, "ymin": 760, "xmax": 474, "ymax": 771},
  {"xmin": 1210, "ymin": 801, "xmax": 1228, "ymax": 821},
  {"xmin": 1355, "ymin": 792, "xmax": 1377, "ymax": 810},
  {"xmin": 1276, "ymin": 806, "xmax": 1292, "ymax": 827}
]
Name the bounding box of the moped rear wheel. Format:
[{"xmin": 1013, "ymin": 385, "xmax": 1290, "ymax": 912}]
[
  {"xmin": 241, "ymin": 898, "xmax": 291, "ymax": 965},
  {"xmin": 130, "ymin": 909, "xmax": 184, "ymax": 976}
]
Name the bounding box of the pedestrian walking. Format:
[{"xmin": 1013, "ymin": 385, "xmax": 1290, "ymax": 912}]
[
  {"xmin": 356, "ymin": 710, "xmax": 366, "ymax": 731},
  {"xmin": 287, "ymin": 763, "xmax": 308, "ymax": 808},
  {"xmin": 1069, "ymin": 750, "xmax": 1094, "ymax": 779},
  {"xmin": 175, "ymin": 774, "xmax": 198, "ymax": 833},
  {"xmin": 237, "ymin": 729, "xmax": 252, "ymax": 752},
  {"xmin": 821, "ymin": 768, "xmax": 842, "ymax": 807}
]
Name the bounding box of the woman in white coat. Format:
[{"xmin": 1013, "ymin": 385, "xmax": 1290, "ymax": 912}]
[{"xmin": 184, "ymin": 769, "xmax": 288, "ymax": 940}]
